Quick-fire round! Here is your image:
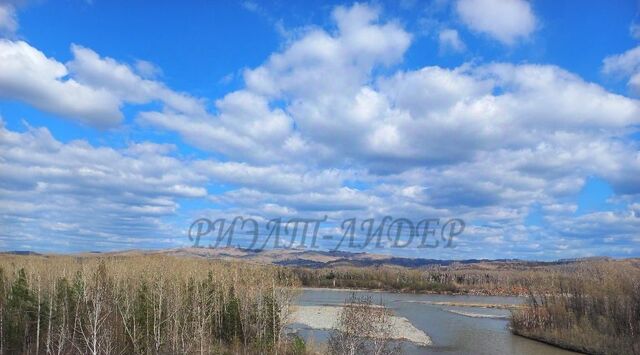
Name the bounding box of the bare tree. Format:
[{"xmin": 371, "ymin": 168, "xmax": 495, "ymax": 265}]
[
  {"xmin": 328, "ymin": 293, "xmax": 400, "ymax": 355},
  {"xmin": 0, "ymin": 254, "xmax": 302, "ymax": 354}
]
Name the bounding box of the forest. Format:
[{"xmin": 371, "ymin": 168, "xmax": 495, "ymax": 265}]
[
  {"xmin": 291, "ymin": 260, "xmax": 574, "ymax": 295},
  {"xmin": 0, "ymin": 255, "xmax": 302, "ymax": 354}
]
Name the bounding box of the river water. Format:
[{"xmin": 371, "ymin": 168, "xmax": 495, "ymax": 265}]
[{"xmin": 290, "ymin": 288, "xmax": 579, "ymax": 355}]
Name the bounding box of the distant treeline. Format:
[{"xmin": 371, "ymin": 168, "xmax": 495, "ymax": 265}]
[
  {"xmin": 0, "ymin": 255, "xmax": 303, "ymax": 355},
  {"xmin": 290, "ymin": 263, "xmax": 562, "ymax": 295},
  {"xmin": 511, "ymin": 261, "xmax": 640, "ymax": 355}
]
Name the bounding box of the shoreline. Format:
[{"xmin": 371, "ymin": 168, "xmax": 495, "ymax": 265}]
[
  {"xmin": 511, "ymin": 330, "xmax": 589, "ymax": 355},
  {"xmin": 300, "ymin": 286, "xmax": 527, "ymax": 298},
  {"xmin": 403, "ymin": 300, "xmax": 524, "ymax": 309}
]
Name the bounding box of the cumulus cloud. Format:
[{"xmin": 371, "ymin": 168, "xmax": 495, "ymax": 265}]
[
  {"xmin": 0, "ymin": 40, "xmax": 204, "ymax": 127},
  {"xmin": 233, "ymin": 60, "xmax": 639, "ymax": 170},
  {"xmin": 1, "ymin": 3, "xmax": 639, "ymax": 258},
  {"xmin": 243, "ymin": 3, "xmax": 411, "ymax": 98},
  {"xmin": 0, "ymin": 119, "xmax": 209, "ymax": 250},
  {"xmin": 137, "ymin": 91, "xmax": 304, "ymax": 164},
  {"xmin": 137, "ymin": 4, "xmax": 639, "ymax": 223},
  {"xmin": 163, "ymin": 4, "xmax": 629, "ymax": 174},
  {"xmin": 140, "ymin": 4, "xmax": 411, "ymax": 164},
  {"xmin": 67, "ymin": 45, "xmax": 205, "ymax": 116},
  {"xmin": 455, "ymin": 0, "xmax": 536, "ymax": 45},
  {"xmin": 0, "ymin": 40, "xmax": 123, "ymax": 127}
]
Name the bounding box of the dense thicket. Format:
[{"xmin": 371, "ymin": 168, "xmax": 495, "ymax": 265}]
[
  {"xmin": 511, "ymin": 261, "xmax": 640, "ymax": 355},
  {"xmin": 0, "ymin": 255, "xmax": 301, "ymax": 354}
]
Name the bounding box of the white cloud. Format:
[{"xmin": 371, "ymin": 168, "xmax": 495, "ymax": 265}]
[
  {"xmin": 137, "ymin": 90, "xmax": 305, "ymax": 164},
  {"xmin": 68, "ymin": 45, "xmax": 205, "ymax": 116},
  {"xmin": 603, "ymin": 45, "xmax": 640, "ymax": 94},
  {"xmin": 0, "ymin": 40, "xmax": 205, "ymax": 127},
  {"xmin": 455, "ymin": 0, "xmax": 536, "ymax": 45},
  {"xmin": 193, "ymin": 161, "xmax": 349, "ymax": 194},
  {"xmin": 0, "ymin": 120, "xmax": 208, "ymax": 250},
  {"xmin": 282, "ymin": 62, "xmax": 637, "ymax": 169},
  {"xmin": 0, "ymin": 40, "xmax": 122, "ymax": 127},
  {"xmin": 215, "ymin": 187, "xmax": 379, "ymax": 214},
  {"xmin": 0, "ymin": 3, "xmax": 17, "ymax": 35},
  {"xmin": 134, "ymin": 59, "xmax": 163, "ymax": 79},
  {"xmin": 141, "ymin": 4, "xmax": 411, "ymax": 164},
  {"xmin": 1, "ymin": 3, "xmax": 639, "ymax": 257},
  {"xmin": 603, "ymin": 46, "xmax": 640, "ymax": 77},
  {"xmin": 438, "ymin": 28, "xmax": 465, "ymax": 53},
  {"xmin": 140, "ymin": 5, "xmax": 640, "ymax": 204},
  {"xmin": 243, "ymin": 3, "xmax": 411, "ymax": 98}
]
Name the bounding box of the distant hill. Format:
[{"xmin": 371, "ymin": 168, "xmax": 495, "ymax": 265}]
[
  {"xmin": 0, "ymin": 251, "xmax": 42, "ymax": 256},
  {"xmin": 93, "ymin": 247, "xmax": 599, "ymax": 269},
  {"xmin": 3, "ymin": 247, "xmax": 634, "ymax": 270}
]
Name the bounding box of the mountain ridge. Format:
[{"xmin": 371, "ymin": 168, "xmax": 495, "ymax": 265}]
[{"xmin": 2, "ymin": 247, "xmax": 627, "ymax": 269}]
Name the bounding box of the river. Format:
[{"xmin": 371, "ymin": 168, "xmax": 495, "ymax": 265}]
[{"xmin": 289, "ymin": 288, "xmax": 579, "ymax": 355}]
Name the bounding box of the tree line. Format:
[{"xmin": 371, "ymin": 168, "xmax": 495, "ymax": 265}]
[{"xmin": 290, "ymin": 262, "xmax": 562, "ymax": 295}]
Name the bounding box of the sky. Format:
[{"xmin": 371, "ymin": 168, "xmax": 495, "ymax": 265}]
[{"xmin": 0, "ymin": 0, "xmax": 639, "ymax": 260}]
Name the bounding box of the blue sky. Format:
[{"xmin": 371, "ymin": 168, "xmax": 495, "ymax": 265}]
[{"xmin": 0, "ymin": 0, "xmax": 639, "ymax": 259}]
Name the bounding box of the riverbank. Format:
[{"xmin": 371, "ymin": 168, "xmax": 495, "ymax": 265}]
[
  {"xmin": 300, "ymin": 285, "xmax": 528, "ymax": 297},
  {"xmin": 402, "ymin": 300, "xmax": 524, "ymax": 309},
  {"xmin": 512, "ymin": 329, "xmax": 591, "ymax": 355}
]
